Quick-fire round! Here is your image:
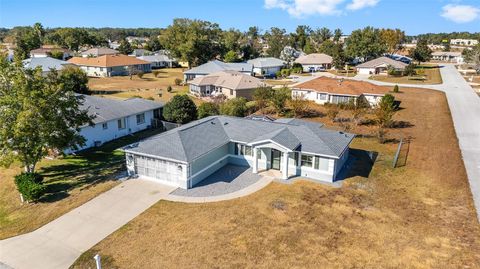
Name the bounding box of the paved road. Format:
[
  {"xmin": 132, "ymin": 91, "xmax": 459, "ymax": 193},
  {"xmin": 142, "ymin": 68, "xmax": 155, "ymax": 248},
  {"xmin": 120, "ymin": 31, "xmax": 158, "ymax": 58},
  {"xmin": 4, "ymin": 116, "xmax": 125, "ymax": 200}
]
[
  {"xmin": 351, "ymin": 64, "xmax": 480, "ymax": 222},
  {"xmin": 0, "ymin": 179, "xmax": 176, "ymax": 269}
]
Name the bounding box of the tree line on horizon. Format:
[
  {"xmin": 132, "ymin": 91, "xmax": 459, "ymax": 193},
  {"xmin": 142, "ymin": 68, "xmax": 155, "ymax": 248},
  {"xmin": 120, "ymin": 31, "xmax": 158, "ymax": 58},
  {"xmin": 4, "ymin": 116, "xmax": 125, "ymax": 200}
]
[{"xmin": 1, "ymin": 20, "xmax": 479, "ymax": 67}]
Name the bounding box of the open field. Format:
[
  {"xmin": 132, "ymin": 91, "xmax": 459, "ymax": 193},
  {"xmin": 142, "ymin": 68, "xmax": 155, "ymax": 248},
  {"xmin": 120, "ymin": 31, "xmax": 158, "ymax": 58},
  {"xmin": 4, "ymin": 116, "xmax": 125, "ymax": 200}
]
[
  {"xmin": 0, "ymin": 128, "xmax": 164, "ymax": 240},
  {"xmin": 87, "ymin": 68, "xmax": 198, "ymax": 104},
  {"xmin": 370, "ymin": 65, "xmax": 443, "ymax": 85},
  {"xmin": 72, "ymin": 87, "xmax": 480, "ymax": 268}
]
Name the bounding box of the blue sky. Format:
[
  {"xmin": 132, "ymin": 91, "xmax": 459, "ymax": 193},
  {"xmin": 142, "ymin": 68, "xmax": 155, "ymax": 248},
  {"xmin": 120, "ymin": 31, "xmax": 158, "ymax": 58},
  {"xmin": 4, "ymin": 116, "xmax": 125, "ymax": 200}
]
[{"xmin": 0, "ymin": 0, "xmax": 479, "ymax": 35}]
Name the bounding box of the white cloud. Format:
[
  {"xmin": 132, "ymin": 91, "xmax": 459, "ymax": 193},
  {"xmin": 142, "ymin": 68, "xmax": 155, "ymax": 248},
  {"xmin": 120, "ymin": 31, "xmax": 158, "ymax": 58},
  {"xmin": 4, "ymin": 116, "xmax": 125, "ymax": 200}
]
[
  {"xmin": 346, "ymin": 0, "xmax": 379, "ymax": 10},
  {"xmin": 264, "ymin": 0, "xmax": 379, "ymax": 17},
  {"xmin": 441, "ymin": 4, "xmax": 480, "ymax": 23},
  {"xmin": 264, "ymin": 0, "xmax": 346, "ymax": 17}
]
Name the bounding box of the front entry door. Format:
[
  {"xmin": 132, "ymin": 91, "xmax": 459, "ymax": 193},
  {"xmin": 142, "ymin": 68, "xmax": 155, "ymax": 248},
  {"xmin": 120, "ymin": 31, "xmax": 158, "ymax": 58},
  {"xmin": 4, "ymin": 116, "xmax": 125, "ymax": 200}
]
[{"xmin": 271, "ymin": 149, "xmax": 281, "ymax": 170}]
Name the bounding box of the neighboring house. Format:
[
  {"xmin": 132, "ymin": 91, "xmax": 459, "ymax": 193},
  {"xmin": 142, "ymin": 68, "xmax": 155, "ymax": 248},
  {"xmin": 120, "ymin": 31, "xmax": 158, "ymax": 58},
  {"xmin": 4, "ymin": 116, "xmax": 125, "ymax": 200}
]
[
  {"xmin": 431, "ymin": 51, "xmax": 464, "ymax": 63},
  {"xmin": 291, "ymin": 76, "xmax": 388, "ymax": 106},
  {"xmin": 124, "ymin": 115, "xmax": 354, "ymax": 189},
  {"xmin": 294, "ymin": 53, "xmax": 333, "ymax": 72},
  {"xmin": 247, "ymin": 57, "xmax": 285, "ymax": 76},
  {"xmin": 356, "ymin": 56, "xmax": 407, "ymax": 75},
  {"xmin": 137, "ymin": 54, "xmax": 177, "ymax": 68},
  {"xmin": 69, "ymin": 94, "xmax": 163, "ymax": 153},
  {"xmin": 30, "ymin": 47, "xmax": 71, "ymax": 60},
  {"xmin": 129, "ymin": 49, "xmax": 152, "ymax": 57},
  {"xmin": 81, "ymin": 47, "xmax": 119, "ymax": 57},
  {"xmin": 68, "ymin": 54, "xmax": 151, "ymax": 77},
  {"xmin": 183, "ymin": 60, "xmax": 253, "ymax": 81},
  {"xmin": 22, "ymin": 57, "xmax": 74, "ymax": 75},
  {"xmin": 450, "ymin": 39, "xmax": 479, "ymax": 46},
  {"xmin": 189, "ymin": 71, "xmax": 266, "ymax": 100}
]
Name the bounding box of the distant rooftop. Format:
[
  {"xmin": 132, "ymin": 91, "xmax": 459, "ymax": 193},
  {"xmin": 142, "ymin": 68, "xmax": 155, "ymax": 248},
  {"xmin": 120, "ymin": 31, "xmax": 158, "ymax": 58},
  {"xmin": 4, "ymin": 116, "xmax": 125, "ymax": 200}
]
[{"xmin": 184, "ymin": 60, "xmax": 253, "ymax": 75}]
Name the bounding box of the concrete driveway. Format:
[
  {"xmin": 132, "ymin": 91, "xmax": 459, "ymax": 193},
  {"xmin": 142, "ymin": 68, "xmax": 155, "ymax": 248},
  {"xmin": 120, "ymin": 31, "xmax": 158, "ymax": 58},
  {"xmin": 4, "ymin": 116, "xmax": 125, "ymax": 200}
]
[
  {"xmin": 353, "ymin": 64, "xmax": 480, "ymax": 222},
  {"xmin": 0, "ymin": 179, "xmax": 176, "ymax": 269}
]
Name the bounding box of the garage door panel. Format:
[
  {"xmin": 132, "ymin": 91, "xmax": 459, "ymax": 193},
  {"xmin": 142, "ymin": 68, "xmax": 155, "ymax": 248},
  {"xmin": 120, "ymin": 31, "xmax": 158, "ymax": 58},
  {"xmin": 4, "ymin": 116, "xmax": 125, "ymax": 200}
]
[{"xmin": 134, "ymin": 155, "xmax": 182, "ymax": 186}]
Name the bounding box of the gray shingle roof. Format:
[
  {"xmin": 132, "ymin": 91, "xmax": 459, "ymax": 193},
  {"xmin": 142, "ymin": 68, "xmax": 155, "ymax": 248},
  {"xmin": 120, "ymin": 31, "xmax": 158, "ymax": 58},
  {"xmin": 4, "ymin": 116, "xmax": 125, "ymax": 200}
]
[
  {"xmin": 22, "ymin": 57, "xmax": 72, "ymax": 72},
  {"xmin": 184, "ymin": 60, "xmax": 253, "ymax": 75},
  {"xmin": 125, "ymin": 116, "xmax": 354, "ymax": 162},
  {"xmin": 79, "ymin": 94, "xmax": 164, "ymax": 125},
  {"xmin": 247, "ymin": 57, "xmax": 285, "ymax": 68}
]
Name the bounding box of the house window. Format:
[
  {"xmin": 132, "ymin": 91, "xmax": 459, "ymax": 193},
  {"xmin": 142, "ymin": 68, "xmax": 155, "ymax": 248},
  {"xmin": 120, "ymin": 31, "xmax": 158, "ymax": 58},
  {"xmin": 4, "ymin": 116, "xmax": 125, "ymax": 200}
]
[
  {"xmin": 331, "ymin": 95, "xmax": 352, "ymax": 104},
  {"xmin": 235, "ymin": 143, "xmax": 253, "ymax": 156},
  {"xmin": 102, "ymin": 123, "xmax": 108, "ymax": 130},
  {"xmin": 317, "ymin": 93, "xmax": 327, "ymax": 100},
  {"xmin": 136, "ymin": 113, "xmax": 145, "ymax": 125},
  {"xmin": 117, "ymin": 118, "xmax": 126, "ymax": 130},
  {"xmin": 301, "ymin": 154, "xmax": 313, "ymax": 168},
  {"xmin": 314, "ymin": 156, "xmax": 319, "ymax": 169}
]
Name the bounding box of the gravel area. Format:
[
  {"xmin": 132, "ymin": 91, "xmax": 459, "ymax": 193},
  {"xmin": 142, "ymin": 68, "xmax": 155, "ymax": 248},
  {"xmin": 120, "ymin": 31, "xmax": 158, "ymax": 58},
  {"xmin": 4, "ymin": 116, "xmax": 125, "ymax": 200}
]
[{"xmin": 171, "ymin": 165, "xmax": 261, "ymax": 197}]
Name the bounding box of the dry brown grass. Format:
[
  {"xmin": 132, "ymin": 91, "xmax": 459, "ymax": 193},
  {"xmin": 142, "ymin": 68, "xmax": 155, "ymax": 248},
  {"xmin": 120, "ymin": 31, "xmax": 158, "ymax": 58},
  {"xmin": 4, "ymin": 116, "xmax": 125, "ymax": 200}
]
[
  {"xmin": 370, "ymin": 65, "xmax": 443, "ymax": 85},
  {"xmin": 87, "ymin": 68, "xmax": 202, "ymax": 104},
  {"xmin": 72, "ymin": 87, "xmax": 480, "ymax": 269}
]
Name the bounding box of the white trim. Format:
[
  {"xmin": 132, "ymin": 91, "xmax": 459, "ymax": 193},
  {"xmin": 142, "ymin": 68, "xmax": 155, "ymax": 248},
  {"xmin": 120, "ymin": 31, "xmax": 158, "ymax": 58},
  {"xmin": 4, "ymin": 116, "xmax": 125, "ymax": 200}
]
[
  {"xmin": 124, "ymin": 150, "xmax": 188, "ymax": 164},
  {"xmin": 248, "ymin": 139, "xmax": 296, "ymax": 152}
]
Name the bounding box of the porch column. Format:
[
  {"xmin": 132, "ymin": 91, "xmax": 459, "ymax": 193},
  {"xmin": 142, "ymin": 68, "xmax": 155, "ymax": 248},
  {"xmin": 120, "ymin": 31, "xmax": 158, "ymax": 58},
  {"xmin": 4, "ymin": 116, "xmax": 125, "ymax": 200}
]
[
  {"xmin": 282, "ymin": 151, "xmax": 289, "ymax": 180},
  {"xmin": 252, "ymin": 147, "xmax": 258, "ymax": 173}
]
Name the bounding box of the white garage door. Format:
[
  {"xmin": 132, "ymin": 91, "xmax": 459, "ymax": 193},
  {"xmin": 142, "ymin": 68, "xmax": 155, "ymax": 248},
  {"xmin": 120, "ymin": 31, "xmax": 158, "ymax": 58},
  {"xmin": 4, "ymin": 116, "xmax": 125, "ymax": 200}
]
[{"xmin": 134, "ymin": 155, "xmax": 183, "ymax": 186}]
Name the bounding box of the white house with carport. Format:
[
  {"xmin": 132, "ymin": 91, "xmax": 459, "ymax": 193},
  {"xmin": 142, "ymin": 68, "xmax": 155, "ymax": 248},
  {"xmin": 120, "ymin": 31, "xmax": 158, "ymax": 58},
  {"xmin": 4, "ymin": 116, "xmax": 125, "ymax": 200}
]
[
  {"xmin": 247, "ymin": 57, "xmax": 285, "ymax": 76},
  {"xmin": 67, "ymin": 94, "xmax": 163, "ymax": 153},
  {"xmin": 123, "ymin": 116, "xmax": 354, "ymax": 189},
  {"xmin": 356, "ymin": 56, "xmax": 407, "ymax": 75},
  {"xmin": 294, "ymin": 53, "xmax": 333, "ymax": 72},
  {"xmin": 291, "ymin": 76, "xmax": 388, "ymax": 107},
  {"xmin": 137, "ymin": 54, "xmax": 177, "ymax": 68},
  {"xmin": 183, "ymin": 60, "xmax": 253, "ymax": 81},
  {"xmin": 431, "ymin": 51, "xmax": 464, "ymax": 63}
]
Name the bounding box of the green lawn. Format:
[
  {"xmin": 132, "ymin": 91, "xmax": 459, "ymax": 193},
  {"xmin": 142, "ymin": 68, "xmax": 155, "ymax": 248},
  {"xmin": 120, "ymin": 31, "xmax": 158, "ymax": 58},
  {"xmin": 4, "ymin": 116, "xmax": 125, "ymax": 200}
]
[{"xmin": 0, "ymin": 128, "xmax": 164, "ymax": 239}]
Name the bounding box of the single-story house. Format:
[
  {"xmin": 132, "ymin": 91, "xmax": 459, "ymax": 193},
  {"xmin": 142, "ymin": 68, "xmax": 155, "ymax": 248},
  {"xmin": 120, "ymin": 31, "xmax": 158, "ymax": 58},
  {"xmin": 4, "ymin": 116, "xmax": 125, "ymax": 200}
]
[
  {"xmin": 247, "ymin": 57, "xmax": 285, "ymax": 76},
  {"xmin": 450, "ymin": 39, "xmax": 479, "ymax": 46},
  {"xmin": 183, "ymin": 60, "xmax": 253, "ymax": 81},
  {"xmin": 68, "ymin": 94, "xmax": 164, "ymax": 153},
  {"xmin": 356, "ymin": 56, "xmax": 407, "ymax": 75},
  {"xmin": 189, "ymin": 71, "xmax": 266, "ymax": 100},
  {"xmin": 81, "ymin": 47, "xmax": 119, "ymax": 57},
  {"xmin": 30, "ymin": 47, "xmax": 71, "ymax": 60},
  {"xmin": 68, "ymin": 54, "xmax": 151, "ymax": 77},
  {"xmin": 291, "ymin": 76, "xmax": 388, "ymax": 106},
  {"xmin": 294, "ymin": 53, "xmax": 333, "ymax": 72},
  {"xmin": 137, "ymin": 54, "xmax": 177, "ymax": 68},
  {"xmin": 22, "ymin": 56, "xmax": 74, "ymax": 75},
  {"xmin": 431, "ymin": 51, "xmax": 464, "ymax": 63},
  {"xmin": 124, "ymin": 115, "xmax": 354, "ymax": 189}
]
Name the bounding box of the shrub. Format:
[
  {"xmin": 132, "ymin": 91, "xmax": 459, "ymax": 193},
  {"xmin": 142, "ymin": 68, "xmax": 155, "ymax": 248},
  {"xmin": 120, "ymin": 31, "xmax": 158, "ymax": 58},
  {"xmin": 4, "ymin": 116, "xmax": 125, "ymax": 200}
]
[
  {"xmin": 289, "ymin": 96, "xmax": 309, "ymax": 117},
  {"xmin": 14, "ymin": 173, "xmax": 46, "ymax": 202},
  {"xmin": 219, "ymin": 97, "xmax": 248, "ymax": 117},
  {"xmin": 393, "ymin": 85, "xmax": 399, "ymax": 93},
  {"xmin": 174, "ymin": 78, "xmax": 182, "ymax": 86},
  {"xmin": 272, "ymin": 87, "xmax": 291, "ymax": 115},
  {"xmin": 136, "ymin": 71, "xmax": 145, "ymax": 79},
  {"xmin": 252, "ymin": 86, "xmax": 274, "ymax": 113},
  {"xmin": 404, "ymin": 63, "xmax": 416, "ymax": 76},
  {"xmin": 163, "ymin": 95, "xmax": 197, "ymax": 123},
  {"xmin": 197, "ymin": 102, "xmax": 219, "ymax": 119},
  {"xmin": 153, "ymin": 70, "xmax": 161, "ymax": 78},
  {"xmin": 326, "ymin": 105, "xmax": 340, "ymax": 123},
  {"xmin": 167, "ymin": 85, "xmax": 173, "ymax": 92}
]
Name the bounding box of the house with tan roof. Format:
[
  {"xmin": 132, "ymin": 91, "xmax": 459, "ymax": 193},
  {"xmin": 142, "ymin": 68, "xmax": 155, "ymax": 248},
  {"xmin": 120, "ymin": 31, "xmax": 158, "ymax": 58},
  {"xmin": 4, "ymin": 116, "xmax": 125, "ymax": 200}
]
[
  {"xmin": 188, "ymin": 71, "xmax": 267, "ymax": 100},
  {"xmin": 294, "ymin": 53, "xmax": 333, "ymax": 72},
  {"xmin": 68, "ymin": 54, "xmax": 151, "ymax": 77},
  {"xmin": 291, "ymin": 77, "xmax": 388, "ymax": 106},
  {"xmin": 356, "ymin": 56, "xmax": 408, "ymax": 75}
]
